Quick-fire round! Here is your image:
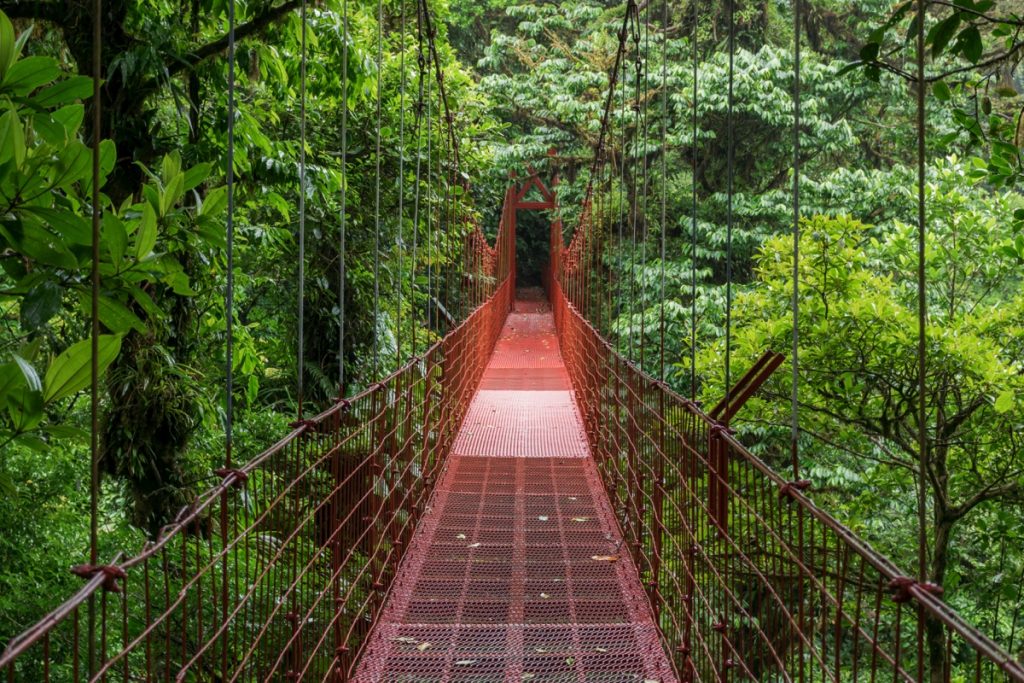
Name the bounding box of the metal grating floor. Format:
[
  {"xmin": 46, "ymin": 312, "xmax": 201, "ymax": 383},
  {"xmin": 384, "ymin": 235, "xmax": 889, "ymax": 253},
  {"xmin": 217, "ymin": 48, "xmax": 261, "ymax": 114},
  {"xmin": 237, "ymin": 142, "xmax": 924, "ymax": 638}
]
[{"xmin": 353, "ymin": 299, "xmax": 676, "ymax": 682}]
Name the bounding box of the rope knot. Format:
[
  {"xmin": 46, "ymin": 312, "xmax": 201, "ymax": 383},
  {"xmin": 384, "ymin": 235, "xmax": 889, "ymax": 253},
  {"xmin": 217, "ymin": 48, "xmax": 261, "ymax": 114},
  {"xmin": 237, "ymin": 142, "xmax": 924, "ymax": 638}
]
[
  {"xmin": 214, "ymin": 467, "xmax": 248, "ymax": 487},
  {"xmin": 888, "ymin": 576, "xmax": 943, "ymax": 603},
  {"xmin": 779, "ymin": 479, "xmax": 812, "ymax": 500},
  {"xmin": 71, "ymin": 564, "xmax": 126, "ymax": 592}
]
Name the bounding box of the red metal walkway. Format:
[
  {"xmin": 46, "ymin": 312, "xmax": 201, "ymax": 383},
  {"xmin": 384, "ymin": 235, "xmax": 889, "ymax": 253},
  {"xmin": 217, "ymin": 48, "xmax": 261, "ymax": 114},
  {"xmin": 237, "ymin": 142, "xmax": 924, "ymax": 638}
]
[{"xmin": 354, "ymin": 294, "xmax": 676, "ymax": 682}]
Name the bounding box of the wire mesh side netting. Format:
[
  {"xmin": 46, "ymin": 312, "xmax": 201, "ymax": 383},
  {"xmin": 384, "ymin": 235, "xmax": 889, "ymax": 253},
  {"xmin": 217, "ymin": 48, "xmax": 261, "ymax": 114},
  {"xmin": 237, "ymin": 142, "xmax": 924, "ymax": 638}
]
[{"xmin": 547, "ymin": 265, "xmax": 1024, "ymax": 683}]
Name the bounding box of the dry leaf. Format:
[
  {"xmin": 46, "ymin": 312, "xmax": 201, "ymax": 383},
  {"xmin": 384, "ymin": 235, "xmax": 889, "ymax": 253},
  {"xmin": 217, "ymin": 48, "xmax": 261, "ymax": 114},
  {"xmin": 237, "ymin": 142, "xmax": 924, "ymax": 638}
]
[
  {"xmin": 417, "ymin": 642, "xmax": 432, "ymax": 652},
  {"xmin": 565, "ymin": 657, "xmax": 576, "ymax": 666},
  {"xmin": 571, "ymin": 517, "xmax": 589, "ymax": 522},
  {"xmin": 521, "ymin": 674, "xmax": 536, "ymax": 681},
  {"xmin": 644, "ymin": 680, "xmax": 660, "ymax": 683},
  {"xmin": 537, "ymin": 515, "xmax": 549, "ymax": 521},
  {"xmin": 568, "ymin": 496, "xmax": 577, "ymax": 501},
  {"xmin": 534, "ymin": 647, "xmax": 548, "ymax": 653},
  {"xmin": 392, "ymin": 636, "xmax": 418, "ymax": 644},
  {"xmin": 591, "ymin": 555, "xmax": 620, "ymax": 562},
  {"xmin": 595, "ymin": 647, "xmax": 608, "ymax": 653},
  {"xmin": 467, "ymin": 542, "xmax": 481, "ymax": 548},
  {"xmin": 455, "ymin": 533, "xmax": 466, "ymax": 540},
  {"xmin": 540, "ymin": 592, "xmax": 550, "ymax": 599},
  {"xmin": 455, "ymin": 660, "xmax": 476, "ymax": 666}
]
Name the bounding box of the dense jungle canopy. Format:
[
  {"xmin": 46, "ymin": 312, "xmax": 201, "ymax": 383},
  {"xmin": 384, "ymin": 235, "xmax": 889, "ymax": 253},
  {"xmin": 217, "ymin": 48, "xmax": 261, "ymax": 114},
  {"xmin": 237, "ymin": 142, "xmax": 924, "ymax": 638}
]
[{"xmin": 0, "ymin": 0, "xmax": 1022, "ymax": 666}]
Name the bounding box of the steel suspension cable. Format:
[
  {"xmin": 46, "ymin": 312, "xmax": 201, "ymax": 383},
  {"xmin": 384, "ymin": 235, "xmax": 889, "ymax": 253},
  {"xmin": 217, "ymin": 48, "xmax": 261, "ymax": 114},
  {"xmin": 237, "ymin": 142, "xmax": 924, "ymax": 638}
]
[
  {"xmin": 410, "ymin": 2, "xmax": 426, "ymax": 356},
  {"xmin": 297, "ymin": 0, "xmax": 307, "ymax": 418},
  {"xmin": 791, "ymin": 0, "xmax": 801, "ymax": 476},
  {"xmin": 659, "ymin": 0, "xmax": 668, "ymax": 384},
  {"xmin": 690, "ymin": 0, "xmax": 698, "ymax": 401},
  {"xmin": 628, "ymin": 5, "xmax": 641, "ymax": 367},
  {"xmin": 915, "ymin": 0, "xmax": 929, "ymax": 675},
  {"xmin": 88, "ymin": 0, "xmax": 102, "ymax": 673},
  {"xmin": 396, "ymin": 0, "xmax": 407, "ymax": 367},
  {"xmin": 372, "ymin": 0, "xmax": 383, "ymax": 380},
  {"xmin": 914, "ymin": 0, "xmax": 929, "ymax": 592},
  {"xmin": 339, "ymin": 0, "xmax": 348, "ymax": 394},
  {"xmin": 725, "ymin": 0, "xmax": 735, "ymax": 421},
  {"xmin": 640, "ymin": 5, "xmax": 653, "ymax": 376},
  {"xmin": 618, "ymin": 32, "xmax": 628, "ymax": 358},
  {"xmin": 225, "ymin": 0, "xmax": 237, "ymax": 467}
]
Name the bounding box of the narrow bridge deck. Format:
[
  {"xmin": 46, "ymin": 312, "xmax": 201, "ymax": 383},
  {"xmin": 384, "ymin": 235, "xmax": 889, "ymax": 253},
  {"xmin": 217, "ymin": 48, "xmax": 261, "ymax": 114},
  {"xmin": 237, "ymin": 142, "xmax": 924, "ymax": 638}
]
[{"xmin": 355, "ymin": 294, "xmax": 676, "ymax": 682}]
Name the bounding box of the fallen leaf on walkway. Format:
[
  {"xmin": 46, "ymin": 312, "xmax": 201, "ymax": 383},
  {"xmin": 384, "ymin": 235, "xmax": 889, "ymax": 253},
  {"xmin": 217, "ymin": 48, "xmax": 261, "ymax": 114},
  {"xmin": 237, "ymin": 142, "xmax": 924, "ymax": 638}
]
[
  {"xmin": 467, "ymin": 542, "xmax": 481, "ymax": 548},
  {"xmin": 392, "ymin": 636, "xmax": 418, "ymax": 644},
  {"xmin": 565, "ymin": 657, "xmax": 576, "ymax": 666},
  {"xmin": 571, "ymin": 517, "xmax": 589, "ymax": 522},
  {"xmin": 540, "ymin": 592, "xmax": 550, "ymax": 599},
  {"xmin": 537, "ymin": 515, "xmax": 548, "ymax": 521},
  {"xmin": 455, "ymin": 533, "xmax": 466, "ymax": 540},
  {"xmin": 417, "ymin": 642, "xmax": 432, "ymax": 652},
  {"xmin": 521, "ymin": 674, "xmax": 535, "ymax": 681},
  {"xmin": 591, "ymin": 555, "xmax": 619, "ymax": 562},
  {"xmin": 455, "ymin": 660, "xmax": 476, "ymax": 666},
  {"xmin": 595, "ymin": 647, "xmax": 608, "ymax": 653}
]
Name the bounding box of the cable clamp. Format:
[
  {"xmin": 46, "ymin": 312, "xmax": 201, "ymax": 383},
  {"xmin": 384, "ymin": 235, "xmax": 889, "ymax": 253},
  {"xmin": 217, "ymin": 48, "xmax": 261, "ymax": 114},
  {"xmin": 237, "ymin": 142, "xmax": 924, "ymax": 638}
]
[
  {"xmin": 214, "ymin": 467, "xmax": 249, "ymax": 487},
  {"xmin": 289, "ymin": 418, "xmax": 319, "ymax": 433},
  {"xmin": 888, "ymin": 576, "xmax": 943, "ymax": 603},
  {"xmin": 709, "ymin": 422, "xmax": 733, "ymax": 438},
  {"xmin": 779, "ymin": 479, "xmax": 812, "ymax": 501},
  {"xmin": 71, "ymin": 564, "xmax": 126, "ymax": 592}
]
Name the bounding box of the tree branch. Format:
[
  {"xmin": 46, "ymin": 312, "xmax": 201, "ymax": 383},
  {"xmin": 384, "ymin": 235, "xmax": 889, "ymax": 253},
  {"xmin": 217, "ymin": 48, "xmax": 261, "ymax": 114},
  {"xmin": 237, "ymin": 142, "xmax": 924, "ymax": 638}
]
[{"xmin": 166, "ymin": 0, "xmax": 302, "ymax": 78}]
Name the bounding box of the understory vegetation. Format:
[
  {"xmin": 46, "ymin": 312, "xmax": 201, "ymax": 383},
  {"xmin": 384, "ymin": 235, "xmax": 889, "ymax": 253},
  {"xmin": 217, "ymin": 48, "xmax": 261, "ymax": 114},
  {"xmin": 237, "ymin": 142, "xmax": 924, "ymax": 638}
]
[{"xmin": 0, "ymin": 0, "xmax": 1022, "ymax": 668}]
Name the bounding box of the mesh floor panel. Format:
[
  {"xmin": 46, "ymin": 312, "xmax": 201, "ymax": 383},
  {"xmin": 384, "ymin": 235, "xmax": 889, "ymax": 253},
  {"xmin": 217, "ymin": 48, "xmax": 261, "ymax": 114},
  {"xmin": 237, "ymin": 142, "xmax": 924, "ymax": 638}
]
[{"xmin": 353, "ymin": 301, "xmax": 676, "ymax": 682}]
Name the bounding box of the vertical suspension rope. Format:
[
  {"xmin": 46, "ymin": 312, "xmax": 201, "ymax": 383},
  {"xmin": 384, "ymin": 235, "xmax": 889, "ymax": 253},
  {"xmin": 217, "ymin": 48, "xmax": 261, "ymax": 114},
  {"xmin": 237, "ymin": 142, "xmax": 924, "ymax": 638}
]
[
  {"xmin": 689, "ymin": 0, "xmax": 698, "ymax": 401},
  {"xmin": 658, "ymin": 0, "xmax": 667, "ymax": 384},
  {"xmin": 914, "ymin": 0, "xmax": 929, "ymax": 591},
  {"xmin": 373, "ymin": 0, "xmax": 383, "ymax": 380},
  {"xmin": 225, "ymin": 0, "xmax": 237, "ymax": 466},
  {"xmin": 297, "ymin": 0, "xmax": 307, "ymax": 418},
  {"xmin": 396, "ymin": 0, "xmax": 407, "ymax": 366},
  {"xmin": 88, "ymin": 0, "xmax": 102, "ymax": 674},
  {"xmin": 618, "ymin": 27, "xmax": 628, "ymax": 358},
  {"xmin": 89, "ymin": 0, "xmax": 102, "ymax": 576},
  {"xmin": 791, "ymin": 0, "xmax": 801, "ymax": 476},
  {"xmin": 411, "ymin": 2, "xmax": 426, "ymax": 356},
  {"xmin": 339, "ymin": 0, "xmax": 348, "ymax": 393},
  {"xmin": 628, "ymin": 5, "xmax": 641, "ymax": 369},
  {"xmin": 724, "ymin": 0, "xmax": 735, "ymax": 419},
  {"xmin": 638, "ymin": 6, "xmax": 652, "ymax": 374}
]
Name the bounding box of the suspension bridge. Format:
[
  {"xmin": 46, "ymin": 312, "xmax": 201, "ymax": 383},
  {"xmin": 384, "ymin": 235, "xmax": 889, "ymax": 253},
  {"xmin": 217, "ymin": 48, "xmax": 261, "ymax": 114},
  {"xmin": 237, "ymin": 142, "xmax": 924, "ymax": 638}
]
[{"xmin": 3, "ymin": 0, "xmax": 1024, "ymax": 680}]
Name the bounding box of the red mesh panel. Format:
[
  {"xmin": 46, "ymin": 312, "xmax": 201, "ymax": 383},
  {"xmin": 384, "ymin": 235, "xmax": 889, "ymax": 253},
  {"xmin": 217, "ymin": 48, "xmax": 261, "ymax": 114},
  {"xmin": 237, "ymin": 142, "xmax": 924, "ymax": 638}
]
[
  {"xmin": 451, "ymin": 391, "xmax": 589, "ymax": 458},
  {"xmin": 353, "ymin": 301, "xmax": 676, "ymax": 682}
]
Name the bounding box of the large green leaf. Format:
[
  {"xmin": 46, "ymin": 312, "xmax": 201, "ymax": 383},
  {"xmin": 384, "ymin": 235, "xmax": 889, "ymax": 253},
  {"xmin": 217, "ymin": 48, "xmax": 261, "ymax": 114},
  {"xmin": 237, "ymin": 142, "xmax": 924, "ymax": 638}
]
[
  {"xmin": 1, "ymin": 56, "xmax": 60, "ymax": 95},
  {"xmin": 32, "ymin": 76, "xmax": 94, "ymax": 108},
  {"xmin": 20, "ymin": 280, "xmax": 63, "ymax": 331},
  {"xmin": 0, "ymin": 11, "xmax": 16, "ymax": 80},
  {"xmin": 22, "ymin": 206, "xmax": 92, "ymax": 245},
  {"xmin": 43, "ymin": 334, "xmax": 121, "ymax": 403}
]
